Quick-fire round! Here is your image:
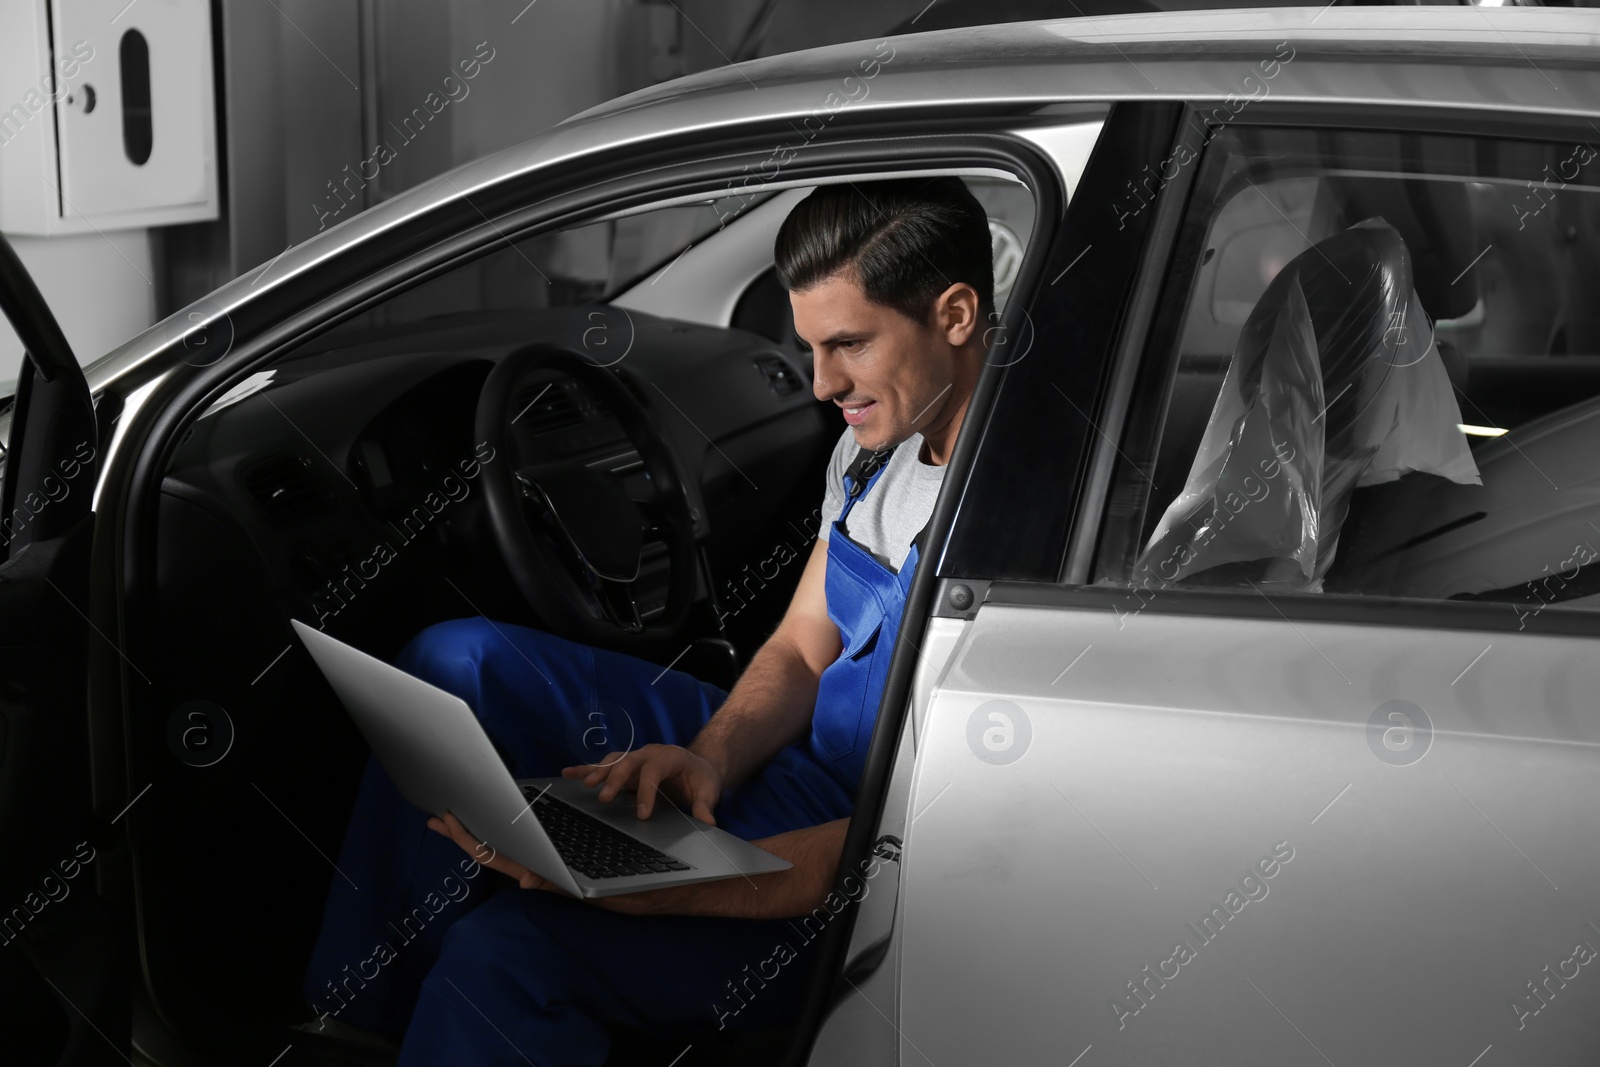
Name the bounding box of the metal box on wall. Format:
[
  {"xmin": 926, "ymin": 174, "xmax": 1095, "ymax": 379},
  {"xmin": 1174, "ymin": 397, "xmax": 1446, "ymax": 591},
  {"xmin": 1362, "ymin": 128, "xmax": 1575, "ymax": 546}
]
[{"xmin": 0, "ymin": 0, "xmax": 219, "ymax": 235}]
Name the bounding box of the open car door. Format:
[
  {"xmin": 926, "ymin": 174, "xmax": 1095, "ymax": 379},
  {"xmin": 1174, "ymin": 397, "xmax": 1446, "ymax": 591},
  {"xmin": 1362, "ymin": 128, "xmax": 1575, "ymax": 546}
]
[{"xmin": 0, "ymin": 234, "xmax": 127, "ymax": 1064}]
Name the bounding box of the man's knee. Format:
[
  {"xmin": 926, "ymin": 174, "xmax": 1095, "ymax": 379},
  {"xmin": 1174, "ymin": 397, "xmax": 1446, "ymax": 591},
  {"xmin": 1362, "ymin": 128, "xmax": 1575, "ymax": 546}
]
[
  {"xmin": 409, "ymin": 896, "xmax": 610, "ymax": 1063},
  {"xmin": 431, "ymin": 897, "xmax": 508, "ymax": 970},
  {"xmin": 395, "ymin": 617, "xmax": 495, "ymax": 694},
  {"xmin": 425, "ymin": 894, "xmax": 564, "ymax": 999},
  {"xmin": 395, "ymin": 617, "xmax": 567, "ymax": 710}
]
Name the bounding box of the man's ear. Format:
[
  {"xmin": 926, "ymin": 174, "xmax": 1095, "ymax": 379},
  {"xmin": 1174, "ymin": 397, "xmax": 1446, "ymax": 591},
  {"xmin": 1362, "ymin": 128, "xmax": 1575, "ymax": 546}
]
[{"xmin": 933, "ymin": 282, "xmax": 981, "ymax": 347}]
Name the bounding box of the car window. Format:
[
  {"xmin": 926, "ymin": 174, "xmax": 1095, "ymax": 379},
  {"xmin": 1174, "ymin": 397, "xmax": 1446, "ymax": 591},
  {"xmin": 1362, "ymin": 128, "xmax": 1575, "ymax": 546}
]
[
  {"xmin": 966, "ymin": 175, "xmax": 1036, "ymax": 310},
  {"xmin": 312, "ymin": 176, "xmax": 1033, "ymax": 346},
  {"xmin": 318, "ymin": 194, "xmax": 777, "ymax": 338},
  {"xmin": 0, "ymin": 306, "xmax": 22, "ymax": 403},
  {"xmin": 1096, "ymin": 123, "xmax": 1600, "ymax": 623},
  {"xmin": 0, "ymin": 337, "xmax": 17, "ymax": 405}
]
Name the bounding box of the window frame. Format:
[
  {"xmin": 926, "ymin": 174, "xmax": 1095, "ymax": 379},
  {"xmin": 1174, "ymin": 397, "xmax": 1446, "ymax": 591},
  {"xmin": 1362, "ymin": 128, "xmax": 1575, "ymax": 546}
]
[{"xmin": 934, "ymin": 102, "xmax": 1190, "ymax": 586}]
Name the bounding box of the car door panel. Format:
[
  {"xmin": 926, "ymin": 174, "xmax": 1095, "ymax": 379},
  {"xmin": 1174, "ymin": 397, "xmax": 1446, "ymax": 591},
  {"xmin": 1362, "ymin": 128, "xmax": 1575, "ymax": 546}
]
[
  {"xmin": 900, "ymin": 602, "xmax": 1600, "ymax": 1064},
  {"xmin": 805, "ymin": 616, "xmax": 966, "ymax": 1062},
  {"xmin": 805, "ymin": 710, "xmax": 915, "ymax": 1067},
  {"xmin": 0, "ymin": 235, "xmax": 125, "ymax": 1062}
]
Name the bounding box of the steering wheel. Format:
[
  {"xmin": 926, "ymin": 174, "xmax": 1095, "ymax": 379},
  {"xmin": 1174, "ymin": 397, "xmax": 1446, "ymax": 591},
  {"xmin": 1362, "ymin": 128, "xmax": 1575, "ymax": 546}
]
[{"xmin": 474, "ymin": 343, "xmax": 699, "ymax": 653}]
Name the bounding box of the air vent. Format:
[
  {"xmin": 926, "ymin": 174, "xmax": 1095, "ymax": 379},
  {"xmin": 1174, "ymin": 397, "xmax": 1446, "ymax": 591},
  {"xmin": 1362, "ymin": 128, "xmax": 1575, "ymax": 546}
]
[
  {"xmin": 754, "ymin": 354, "xmax": 801, "ymax": 397},
  {"xmin": 242, "ymin": 454, "xmax": 330, "ymax": 526},
  {"xmin": 581, "ymin": 385, "xmax": 616, "ymax": 421}
]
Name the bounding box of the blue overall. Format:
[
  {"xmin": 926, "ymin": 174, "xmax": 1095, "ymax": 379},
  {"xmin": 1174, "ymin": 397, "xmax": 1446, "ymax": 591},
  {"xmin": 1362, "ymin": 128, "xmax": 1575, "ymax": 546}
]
[{"xmin": 299, "ymin": 452, "xmax": 917, "ymax": 1065}]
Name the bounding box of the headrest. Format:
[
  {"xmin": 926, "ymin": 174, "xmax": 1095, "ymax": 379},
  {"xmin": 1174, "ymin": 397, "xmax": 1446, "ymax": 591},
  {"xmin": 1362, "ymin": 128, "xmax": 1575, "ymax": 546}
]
[{"xmin": 1335, "ymin": 177, "xmax": 1481, "ymax": 321}]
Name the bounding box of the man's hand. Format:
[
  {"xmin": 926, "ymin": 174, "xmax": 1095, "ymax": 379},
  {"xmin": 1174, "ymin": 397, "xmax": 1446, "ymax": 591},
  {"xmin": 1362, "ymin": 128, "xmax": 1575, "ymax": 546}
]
[
  {"xmin": 563, "ymin": 744, "xmax": 723, "ymax": 825},
  {"xmin": 426, "ymin": 809, "xmax": 852, "ymax": 920},
  {"xmin": 426, "ymin": 811, "xmax": 569, "ymax": 895},
  {"xmin": 590, "ymin": 818, "xmax": 851, "ymax": 918}
]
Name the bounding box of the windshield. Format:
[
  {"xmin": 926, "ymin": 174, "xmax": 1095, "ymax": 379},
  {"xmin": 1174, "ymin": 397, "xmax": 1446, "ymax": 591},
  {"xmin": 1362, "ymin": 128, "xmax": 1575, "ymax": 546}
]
[{"xmin": 300, "ymin": 191, "xmax": 779, "ymax": 345}]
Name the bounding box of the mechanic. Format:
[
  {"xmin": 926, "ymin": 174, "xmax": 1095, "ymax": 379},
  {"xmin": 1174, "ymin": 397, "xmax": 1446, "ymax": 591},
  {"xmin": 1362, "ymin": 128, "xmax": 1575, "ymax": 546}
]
[{"xmin": 298, "ymin": 176, "xmax": 996, "ymax": 1064}]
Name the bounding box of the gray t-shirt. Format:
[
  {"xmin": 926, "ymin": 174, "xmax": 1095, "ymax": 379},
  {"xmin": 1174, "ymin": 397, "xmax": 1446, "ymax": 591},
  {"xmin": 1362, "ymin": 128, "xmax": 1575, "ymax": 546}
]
[{"xmin": 817, "ymin": 427, "xmax": 946, "ymax": 572}]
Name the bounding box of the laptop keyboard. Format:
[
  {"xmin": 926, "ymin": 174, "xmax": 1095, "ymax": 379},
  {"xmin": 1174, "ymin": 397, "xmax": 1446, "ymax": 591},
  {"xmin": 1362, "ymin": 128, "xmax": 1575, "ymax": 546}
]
[{"xmin": 522, "ymin": 785, "xmax": 694, "ymax": 880}]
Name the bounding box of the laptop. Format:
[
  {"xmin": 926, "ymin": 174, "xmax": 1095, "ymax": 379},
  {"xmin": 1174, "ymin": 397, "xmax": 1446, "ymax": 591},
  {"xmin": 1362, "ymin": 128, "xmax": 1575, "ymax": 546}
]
[{"xmin": 291, "ymin": 620, "xmax": 791, "ymax": 899}]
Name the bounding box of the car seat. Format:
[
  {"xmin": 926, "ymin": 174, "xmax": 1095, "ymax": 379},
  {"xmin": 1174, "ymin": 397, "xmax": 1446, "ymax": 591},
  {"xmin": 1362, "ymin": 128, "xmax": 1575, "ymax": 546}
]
[
  {"xmin": 1133, "ymin": 218, "xmax": 1476, "ymax": 592},
  {"xmin": 1322, "ymin": 178, "xmax": 1491, "ymax": 592}
]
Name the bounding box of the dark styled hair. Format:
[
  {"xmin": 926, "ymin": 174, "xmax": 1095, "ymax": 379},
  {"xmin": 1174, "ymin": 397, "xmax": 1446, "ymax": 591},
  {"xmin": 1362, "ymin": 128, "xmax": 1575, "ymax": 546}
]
[{"xmin": 773, "ymin": 177, "xmax": 994, "ymax": 325}]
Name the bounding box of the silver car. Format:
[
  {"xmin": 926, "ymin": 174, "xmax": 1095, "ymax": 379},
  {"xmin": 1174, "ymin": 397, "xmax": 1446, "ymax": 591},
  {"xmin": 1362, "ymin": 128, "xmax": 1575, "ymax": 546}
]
[{"xmin": 2, "ymin": 7, "xmax": 1597, "ymax": 1064}]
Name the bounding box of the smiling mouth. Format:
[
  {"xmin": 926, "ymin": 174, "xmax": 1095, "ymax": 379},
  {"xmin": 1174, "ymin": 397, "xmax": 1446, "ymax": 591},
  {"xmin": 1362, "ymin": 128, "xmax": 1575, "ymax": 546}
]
[{"xmin": 840, "ymin": 400, "xmax": 876, "ymax": 425}]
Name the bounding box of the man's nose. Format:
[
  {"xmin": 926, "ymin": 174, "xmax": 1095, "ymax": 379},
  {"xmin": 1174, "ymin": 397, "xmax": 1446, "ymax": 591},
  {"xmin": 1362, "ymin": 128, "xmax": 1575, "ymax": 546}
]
[{"xmin": 812, "ymin": 350, "xmax": 843, "ymax": 403}]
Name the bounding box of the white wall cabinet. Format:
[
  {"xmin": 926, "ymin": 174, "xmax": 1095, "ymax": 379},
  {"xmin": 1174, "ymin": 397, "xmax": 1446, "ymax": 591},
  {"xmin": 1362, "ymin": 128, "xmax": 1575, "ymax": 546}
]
[{"xmin": 0, "ymin": 0, "xmax": 219, "ymax": 235}]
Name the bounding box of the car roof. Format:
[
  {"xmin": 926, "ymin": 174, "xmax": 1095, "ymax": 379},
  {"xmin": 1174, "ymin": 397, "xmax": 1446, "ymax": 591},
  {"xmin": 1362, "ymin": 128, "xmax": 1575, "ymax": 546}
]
[
  {"xmin": 84, "ymin": 6, "xmax": 1600, "ymax": 397},
  {"xmin": 569, "ymin": 5, "xmax": 1596, "ymax": 126}
]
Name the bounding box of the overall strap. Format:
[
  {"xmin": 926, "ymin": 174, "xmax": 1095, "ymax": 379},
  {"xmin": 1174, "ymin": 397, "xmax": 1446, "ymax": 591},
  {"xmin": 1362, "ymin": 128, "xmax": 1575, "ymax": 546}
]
[
  {"xmin": 837, "ymin": 445, "xmax": 894, "ymax": 536},
  {"xmin": 910, "ymin": 517, "xmax": 932, "ymax": 555}
]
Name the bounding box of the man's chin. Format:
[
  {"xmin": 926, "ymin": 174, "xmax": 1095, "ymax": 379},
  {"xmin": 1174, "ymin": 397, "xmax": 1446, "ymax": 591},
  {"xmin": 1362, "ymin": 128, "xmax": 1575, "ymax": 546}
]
[{"xmin": 850, "ymin": 423, "xmax": 907, "ymax": 453}]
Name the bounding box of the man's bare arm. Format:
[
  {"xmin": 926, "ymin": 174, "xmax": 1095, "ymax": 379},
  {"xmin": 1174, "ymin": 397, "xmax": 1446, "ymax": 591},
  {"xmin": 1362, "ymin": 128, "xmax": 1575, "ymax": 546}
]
[
  {"xmin": 689, "ymin": 537, "xmax": 840, "ymax": 787},
  {"xmin": 594, "ymin": 817, "xmax": 849, "ymax": 918},
  {"xmin": 578, "ymin": 536, "xmax": 840, "ymax": 812}
]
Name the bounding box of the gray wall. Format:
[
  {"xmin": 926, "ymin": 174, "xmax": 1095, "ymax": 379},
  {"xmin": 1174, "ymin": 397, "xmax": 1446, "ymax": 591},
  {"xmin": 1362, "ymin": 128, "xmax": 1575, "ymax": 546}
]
[
  {"xmin": 4, "ymin": 0, "xmax": 887, "ymax": 385},
  {"xmin": 192, "ymin": 0, "xmax": 773, "ymax": 301}
]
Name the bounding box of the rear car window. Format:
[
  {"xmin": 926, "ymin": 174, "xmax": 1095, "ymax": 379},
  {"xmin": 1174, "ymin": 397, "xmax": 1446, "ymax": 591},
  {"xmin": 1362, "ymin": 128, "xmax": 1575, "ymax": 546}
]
[{"xmin": 1097, "ymin": 123, "xmax": 1600, "ymax": 623}]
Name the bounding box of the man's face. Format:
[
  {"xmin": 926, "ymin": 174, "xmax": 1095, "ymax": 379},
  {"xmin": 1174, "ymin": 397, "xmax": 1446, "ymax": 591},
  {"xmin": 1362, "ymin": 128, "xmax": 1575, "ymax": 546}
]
[{"xmin": 791, "ymin": 268, "xmax": 975, "ymax": 453}]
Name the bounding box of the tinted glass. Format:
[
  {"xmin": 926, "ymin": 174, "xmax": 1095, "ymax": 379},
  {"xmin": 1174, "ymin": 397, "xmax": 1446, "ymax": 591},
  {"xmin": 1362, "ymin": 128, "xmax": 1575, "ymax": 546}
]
[{"xmin": 1098, "ymin": 124, "xmax": 1600, "ymax": 623}]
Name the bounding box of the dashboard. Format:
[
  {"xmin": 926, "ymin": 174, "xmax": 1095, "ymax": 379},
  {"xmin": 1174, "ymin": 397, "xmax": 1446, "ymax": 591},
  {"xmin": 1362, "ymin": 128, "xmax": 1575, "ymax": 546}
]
[{"xmin": 158, "ymin": 306, "xmax": 829, "ymax": 656}]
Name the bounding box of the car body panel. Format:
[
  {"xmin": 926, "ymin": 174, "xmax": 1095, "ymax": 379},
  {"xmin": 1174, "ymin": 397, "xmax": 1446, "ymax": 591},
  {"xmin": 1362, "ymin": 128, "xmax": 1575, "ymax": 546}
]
[{"xmin": 900, "ymin": 602, "xmax": 1600, "ymax": 1063}]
